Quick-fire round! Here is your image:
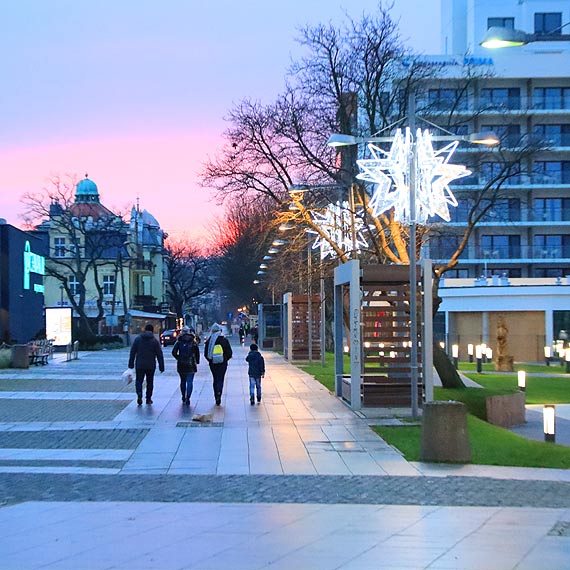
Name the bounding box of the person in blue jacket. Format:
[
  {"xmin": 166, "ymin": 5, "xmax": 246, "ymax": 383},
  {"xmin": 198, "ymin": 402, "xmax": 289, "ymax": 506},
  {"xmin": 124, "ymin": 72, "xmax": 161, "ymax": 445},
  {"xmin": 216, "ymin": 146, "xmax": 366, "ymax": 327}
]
[{"xmin": 245, "ymin": 343, "xmax": 265, "ymax": 405}]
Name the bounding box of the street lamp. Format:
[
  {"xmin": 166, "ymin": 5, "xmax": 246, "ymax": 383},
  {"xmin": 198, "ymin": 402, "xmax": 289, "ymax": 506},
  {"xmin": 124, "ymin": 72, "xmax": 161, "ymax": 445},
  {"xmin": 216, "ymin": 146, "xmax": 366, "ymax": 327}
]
[{"xmin": 480, "ymin": 25, "xmax": 570, "ymax": 49}]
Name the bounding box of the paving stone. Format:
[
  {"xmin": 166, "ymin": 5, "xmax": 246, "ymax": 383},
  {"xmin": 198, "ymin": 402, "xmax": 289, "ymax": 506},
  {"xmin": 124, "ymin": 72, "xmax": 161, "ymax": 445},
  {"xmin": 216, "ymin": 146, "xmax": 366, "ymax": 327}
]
[
  {"xmin": 0, "ymin": 429, "xmax": 148, "ymax": 449},
  {"xmin": 0, "ymin": 400, "xmax": 129, "ymax": 422}
]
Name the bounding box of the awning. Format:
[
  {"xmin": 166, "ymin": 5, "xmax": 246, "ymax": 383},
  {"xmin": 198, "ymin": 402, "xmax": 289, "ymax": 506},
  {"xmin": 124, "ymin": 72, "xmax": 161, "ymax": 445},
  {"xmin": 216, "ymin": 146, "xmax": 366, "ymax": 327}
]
[{"xmin": 127, "ymin": 309, "xmax": 169, "ymax": 320}]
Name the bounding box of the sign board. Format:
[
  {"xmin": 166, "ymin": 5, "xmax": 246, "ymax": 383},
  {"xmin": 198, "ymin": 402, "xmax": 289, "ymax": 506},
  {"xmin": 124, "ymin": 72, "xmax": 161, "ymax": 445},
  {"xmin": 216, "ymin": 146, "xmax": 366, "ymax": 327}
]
[
  {"xmin": 45, "ymin": 307, "xmax": 72, "ymax": 346},
  {"xmin": 106, "ymin": 314, "xmax": 119, "ymax": 327}
]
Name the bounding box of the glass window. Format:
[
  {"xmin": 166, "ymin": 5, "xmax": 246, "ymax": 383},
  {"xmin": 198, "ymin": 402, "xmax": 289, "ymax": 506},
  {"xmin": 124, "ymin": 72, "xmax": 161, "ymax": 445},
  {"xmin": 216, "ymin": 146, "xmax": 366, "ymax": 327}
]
[
  {"xmin": 103, "ymin": 275, "xmax": 115, "ymax": 296},
  {"xmin": 533, "ymin": 198, "xmax": 570, "ymax": 221},
  {"xmin": 533, "ymin": 87, "xmax": 570, "ymax": 110},
  {"xmin": 54, "ymin": 237, "xmax": 66, "ymax": 258},
  {"xmin": 533, "ymin": 124, "xmax": 570, "ymax": 146},
  {"xmin": 535, "ymin": 12, "xmax": 562, "ymax": 35},
  {"xmin": 534, "ymin": 161, "xmax": 570, "ymax": 184},
  {"xmin": 428, "ymin": 235, "xmax": 462, "ymax": 259},
  {"xmin": 534, "ymin": 268, "xmax": 566, "ymax": 278},
  {"xmin": 67, "ymin": 275, "xmax": 79, "ymax": 296},
  {"xmin": 488, "ymin": 17, "xmax": 515, "ymax": 30},
  {"xmin": 480, "ymin": 88, "xmax": 520, "ymax": 110},
  {"xmin": 428, "ymin": 88, "xmax": 468, "ymax": 110},
  {"xmin": 481, "ymin": 124, "xmax": 520, "ymax": 146},
  {"xmin": 480, "ymin": 235, "xmax": 521, "ymax": 257},
  {"xmin": 533, "ymin": 234, "xmax": 570, "ymax": 257}
]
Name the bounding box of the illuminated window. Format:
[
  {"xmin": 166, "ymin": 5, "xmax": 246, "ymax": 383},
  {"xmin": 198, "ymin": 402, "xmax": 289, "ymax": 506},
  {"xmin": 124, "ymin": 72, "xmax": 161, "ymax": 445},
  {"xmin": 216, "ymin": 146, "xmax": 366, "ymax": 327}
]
[{"xmin": 68, "ymin": 275, "xmax": 79, "ymax": 296}]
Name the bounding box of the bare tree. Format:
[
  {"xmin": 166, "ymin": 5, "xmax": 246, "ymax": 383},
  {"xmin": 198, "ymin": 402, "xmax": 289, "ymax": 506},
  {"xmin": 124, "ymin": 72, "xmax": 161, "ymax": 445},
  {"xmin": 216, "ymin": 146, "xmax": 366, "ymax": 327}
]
[
  {"xmin": 21, "ymin": 174, "xmax": 128, "ymax": 338},
  {"xmin": 164, "ymin": 239, "xmax": 213, "ymax": 317}
]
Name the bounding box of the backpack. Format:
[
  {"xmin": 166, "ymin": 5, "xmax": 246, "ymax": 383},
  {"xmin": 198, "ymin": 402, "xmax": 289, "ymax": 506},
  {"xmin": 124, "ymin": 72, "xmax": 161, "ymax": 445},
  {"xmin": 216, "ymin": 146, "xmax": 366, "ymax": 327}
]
[
  {"xmin": 212, "ymin": 343, "xmax": 224, "ymax": 364},
  {"xmin": 178, "ymin": 340, "xmax": 195, "ymax": 367}
]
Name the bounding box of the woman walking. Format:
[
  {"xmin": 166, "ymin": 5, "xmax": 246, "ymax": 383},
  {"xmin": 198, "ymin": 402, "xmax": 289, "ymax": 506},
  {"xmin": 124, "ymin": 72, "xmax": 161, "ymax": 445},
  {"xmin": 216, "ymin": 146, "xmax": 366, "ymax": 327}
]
[
  {"xmin": 172, "ymin": 327, "xmax": 200, "ymax": 406},
  {"xmin": 204, "ymin": 323, "xmax": 232, "ymax": 405}
]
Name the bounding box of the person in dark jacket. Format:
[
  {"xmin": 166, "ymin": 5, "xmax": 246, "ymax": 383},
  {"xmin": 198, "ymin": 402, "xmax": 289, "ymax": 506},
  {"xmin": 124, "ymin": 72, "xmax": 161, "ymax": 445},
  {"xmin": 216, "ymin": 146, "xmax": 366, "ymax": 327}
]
[
  {"xmin": 203, "ymin": 323, "xmax": 232, "ymax": 405},
  {"xmin": 172, "ymin": 326, "xmax": 200, "ymax": 406},
  {"xmin": 245, "ymin": 343, "xmax": 265, "ymax": 405},
  {"xmin": 128, "ymin": 324, "xmax": 165, "ymax": 405}
]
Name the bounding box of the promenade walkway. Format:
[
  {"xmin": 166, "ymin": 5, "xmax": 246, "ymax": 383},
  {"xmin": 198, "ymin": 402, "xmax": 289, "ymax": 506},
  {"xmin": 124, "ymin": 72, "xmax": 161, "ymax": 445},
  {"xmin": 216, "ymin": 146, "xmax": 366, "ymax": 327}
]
[{"xmin": 0, "ymin": 340, "xmax": 568, "ymax": 569}]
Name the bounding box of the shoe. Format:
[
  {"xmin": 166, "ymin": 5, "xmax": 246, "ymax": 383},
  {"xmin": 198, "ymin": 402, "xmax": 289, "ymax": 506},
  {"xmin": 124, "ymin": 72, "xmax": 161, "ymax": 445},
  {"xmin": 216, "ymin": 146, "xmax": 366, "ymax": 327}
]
[
  {"xmin": 146, "ymin": 398, "xmax": 153, "ymax": 405},
  {"xmin": 257, "ymin": 397, "xmax": 262, "ymax": 403},
  {"xmin": 181, "ymin": 396, "xmax": 186, "ymax": 403},
  {"xmin": 250, "ymin": 396, "xmax": 255, "ymax": 405},
  {"xmin": 215, "ymin": 396, "xmax": 221, "ymax": 406},
  {"xmin": 137, "ymin": 396, "xmax": 142, "ymax": 406},
  {"xmin": 185, "ymin": 397, "xmax": 190, "ymax": 405}
]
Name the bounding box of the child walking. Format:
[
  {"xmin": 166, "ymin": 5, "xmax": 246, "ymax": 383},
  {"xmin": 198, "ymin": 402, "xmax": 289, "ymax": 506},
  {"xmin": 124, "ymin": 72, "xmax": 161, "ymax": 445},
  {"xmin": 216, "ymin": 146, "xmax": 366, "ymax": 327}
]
[{"xmin": 245, "ymin": 343, "xmax": 265, "ymax": 405}]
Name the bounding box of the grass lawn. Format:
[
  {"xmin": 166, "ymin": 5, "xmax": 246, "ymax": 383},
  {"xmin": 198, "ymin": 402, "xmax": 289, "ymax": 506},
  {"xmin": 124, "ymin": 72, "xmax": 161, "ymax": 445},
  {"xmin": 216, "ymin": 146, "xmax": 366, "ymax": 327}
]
[
  {"xmin": 459, "ymin": 361, "xmax": 567, "ymax": 374},
  {"xmin": 463, "ymin": 373, "xmax": 570, "ymax": 405},
  {"xmin": 374, "ymin": 415, "xmax": 570, "ymax": 469},
  {"xmin": 299, "ymin": 352, "xmax": 347, "ymax": 393}
]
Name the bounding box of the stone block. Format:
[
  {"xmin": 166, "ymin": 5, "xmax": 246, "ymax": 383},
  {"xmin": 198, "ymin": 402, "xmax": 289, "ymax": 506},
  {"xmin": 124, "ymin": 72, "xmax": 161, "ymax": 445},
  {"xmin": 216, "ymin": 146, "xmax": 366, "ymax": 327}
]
[
  {"xmin": 11, "ymin": 344, "xmax": 29, "ymax": 369},
  {"xmin": 420, "ymin": 401, "xmax": 471, "ymax": 463},
  {"xmin": 486, "ymin": 391, "xmax": 526, "ymax": 428}
]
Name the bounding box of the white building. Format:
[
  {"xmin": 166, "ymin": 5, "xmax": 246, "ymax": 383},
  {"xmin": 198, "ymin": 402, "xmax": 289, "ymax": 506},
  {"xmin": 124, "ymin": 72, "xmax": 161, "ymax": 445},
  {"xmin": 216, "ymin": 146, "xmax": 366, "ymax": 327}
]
[{"xmin": 429, "ymin": 0, "xmax": 570, "ymax": 357}]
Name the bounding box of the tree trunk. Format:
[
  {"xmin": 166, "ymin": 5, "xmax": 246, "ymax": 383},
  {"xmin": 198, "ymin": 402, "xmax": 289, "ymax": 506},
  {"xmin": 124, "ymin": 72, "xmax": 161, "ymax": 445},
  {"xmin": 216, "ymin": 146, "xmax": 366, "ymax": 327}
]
[{"xmin": 433, "ymin": 343, "xmax": 465, "ymax": 389}]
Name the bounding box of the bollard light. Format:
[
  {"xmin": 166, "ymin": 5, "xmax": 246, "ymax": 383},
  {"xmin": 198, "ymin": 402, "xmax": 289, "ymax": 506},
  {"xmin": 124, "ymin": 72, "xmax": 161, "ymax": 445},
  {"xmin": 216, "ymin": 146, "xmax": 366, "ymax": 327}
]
[
  {"xmin": 543, "ymin": 405, "xmax": 556, "ymax": 443},
  {"xmin": 566, "ymin": 349, "xmax": 570, "ymax": 374},
  {"xmin": 439, "ymin": 341, "xmax": 445, "ymax": 350},
  {"xmin": 481, "ymin": 343, "xmax": 487, "ymax": 363},
  {"xmin": 544, "ymin": 346, "xmax": 551, "ymax": 366},
  {"xmin": 343, "ymin": 345, "xmax": 349, "ymax": 353},
  {"xmin": 475, "ymin": 344, "xmax": 483, "ymax": 373},
  {"xmin": 452, "ymin": 344, "xmax": 459, "ymax": 369},
  {"xmin": 517, "ymin": 370, "xmax": 526, "ymax": 392},
  {"xmin": 486, "ymin": 347, "xmax": 493, "ymax": 361},
  {"xmin": 467, "ymin": 343, "xmax": 474, "ymax": 363}
]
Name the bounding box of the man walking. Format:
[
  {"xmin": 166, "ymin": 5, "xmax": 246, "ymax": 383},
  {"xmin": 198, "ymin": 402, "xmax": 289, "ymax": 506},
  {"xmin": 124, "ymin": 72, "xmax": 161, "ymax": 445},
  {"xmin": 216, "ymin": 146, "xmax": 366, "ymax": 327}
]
[{"xmin": 128, "ymin": 324, "xmax": 165, "ymax": 405}]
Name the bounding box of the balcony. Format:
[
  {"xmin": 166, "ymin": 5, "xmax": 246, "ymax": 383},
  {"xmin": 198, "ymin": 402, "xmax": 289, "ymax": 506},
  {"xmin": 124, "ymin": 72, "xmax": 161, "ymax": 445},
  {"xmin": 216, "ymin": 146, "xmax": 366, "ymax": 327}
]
[
  {"xmin": 130, "ymin": 258, "xmax": 154, "ymax": 274},
  {"xmin": 428, "ymin": 244, "xmax": 570, "ymax": 263},
  {"xmin": 132, "ymin": 295, "xmax": 158, "ymax": 312}
]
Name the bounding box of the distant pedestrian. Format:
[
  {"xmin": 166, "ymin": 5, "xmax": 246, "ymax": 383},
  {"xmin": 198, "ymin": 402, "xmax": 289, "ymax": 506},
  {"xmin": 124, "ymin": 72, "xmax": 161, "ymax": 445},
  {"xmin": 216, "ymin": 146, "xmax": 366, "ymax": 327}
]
[
  {"xmin": 172, "ymin": 326, "xmax": 200, "ymax": 406},
  {"xmin": 246, "ymin": 343, "xmax": 265, "ymax": 405},
  {"xmin": 238, "ymin": 325, "xmax": 245, "ymax": 345},
  {"xmin": 251, "ymin": 325, "xmax": 259, "ymax": 344},
  {"xmin": 128, "ymin": 324, "xmax": 165, "ymax": 405},
  {"xmin": 204, "ymin": 322, "xmax": 233, "ymax": 405}
]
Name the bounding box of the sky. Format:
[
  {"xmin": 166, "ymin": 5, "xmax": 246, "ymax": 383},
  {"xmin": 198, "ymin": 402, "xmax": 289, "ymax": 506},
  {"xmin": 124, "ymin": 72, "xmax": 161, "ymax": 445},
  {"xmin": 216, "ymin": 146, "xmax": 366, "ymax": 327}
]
[{"xmin": 0, "ymin": 0, "xmax": 441, "ymax": 239}]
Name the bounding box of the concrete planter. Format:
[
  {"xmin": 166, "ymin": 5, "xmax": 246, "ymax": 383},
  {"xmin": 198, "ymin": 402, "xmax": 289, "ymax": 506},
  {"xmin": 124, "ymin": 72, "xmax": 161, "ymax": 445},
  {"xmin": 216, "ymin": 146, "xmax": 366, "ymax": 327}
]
[
  {"xmin": 485, "ymin": 391, "xmax": 526, "ymax": 428},
  {"xmin": 420, "ymin": 401, "xmax": 471, "ymax": 463}
]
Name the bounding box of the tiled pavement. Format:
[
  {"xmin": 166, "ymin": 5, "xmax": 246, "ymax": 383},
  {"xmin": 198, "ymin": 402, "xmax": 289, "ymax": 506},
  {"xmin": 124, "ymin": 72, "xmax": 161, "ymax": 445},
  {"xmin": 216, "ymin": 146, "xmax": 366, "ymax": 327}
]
[{"xmin": 0, "ymin": 341, "xmax": 569, "ymax": 569}]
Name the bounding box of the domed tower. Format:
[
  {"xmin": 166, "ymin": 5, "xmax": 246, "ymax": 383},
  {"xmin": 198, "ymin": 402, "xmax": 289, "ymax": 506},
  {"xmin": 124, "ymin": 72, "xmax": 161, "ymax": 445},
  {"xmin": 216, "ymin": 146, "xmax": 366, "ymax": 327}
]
[{"xmin": 75, "ymin": 174, "xmax": 100, "ymax": 203}]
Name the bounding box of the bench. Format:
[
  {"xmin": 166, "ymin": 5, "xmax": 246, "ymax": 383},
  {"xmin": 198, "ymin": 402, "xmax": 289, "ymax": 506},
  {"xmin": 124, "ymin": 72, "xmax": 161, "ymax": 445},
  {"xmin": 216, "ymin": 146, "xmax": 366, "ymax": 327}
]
[{"xmin": 28, "ymin": 340, "xmax": 53, "ymax": 366}]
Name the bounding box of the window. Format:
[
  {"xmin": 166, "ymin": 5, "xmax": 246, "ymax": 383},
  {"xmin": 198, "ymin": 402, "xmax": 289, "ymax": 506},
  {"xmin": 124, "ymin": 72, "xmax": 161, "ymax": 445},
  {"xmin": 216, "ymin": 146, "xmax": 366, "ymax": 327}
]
[
  {"xmin": 533, "ymin": 198, "xmax": 570, "ymax": 221},
  {"xmin": 533, "ymin": 235, "xmax": 570, "ymax": 258},
  {"xmin": 488, "ymin": 17, "xmax": 514, "ymax": 30},
  {"xmin": 534, "ymin": 268, "xmax": 566, "ymax": 278},
  {"xmin": 482, "ymin": 199, "xmax": 521, "ymax": 222},
  {"xmin": 428, "ymin": 88, "xmax": 468, "ymax": 111},
  {"xmin": 533, "ymin": 124, "xmax": 570, "ymax": 146},
  {"xmin": 443, "ymin": 268, "xmax": 469, "ymax": 278},
  {"xmin": 103, "ymin": 275, "xmax": 115, "ymax": 296},
  {"xmin": 535, "ymin": 12, "xmax": 562, "ymax": 35},
  {"xmin": 480, "ymin": 88, "xmax": 520, "ymax": 110},
  {"xmin": 533, "ymin": 161, "xmax": 570, "ymax": 184},
  {"xmin": 54, "ymin": 237, "xmax": 66, "ymax": 258},
  {"xmin": 480, "ymin": 235, "xmax": 521, "ymax": 258},
  {"xmin": 428, "ymin": 235, "xmax": 462, "ymax": 259},
  {"xmin": 481, "ymin": 124, "xmax": 520, "ymax": 146},
  {"xmin": 67, "ymin": 275, "xmax": 79, "ymax": 296},
  {"xmin": 533, "ymin": 87, "xmax": 570, "ymax": 110}
]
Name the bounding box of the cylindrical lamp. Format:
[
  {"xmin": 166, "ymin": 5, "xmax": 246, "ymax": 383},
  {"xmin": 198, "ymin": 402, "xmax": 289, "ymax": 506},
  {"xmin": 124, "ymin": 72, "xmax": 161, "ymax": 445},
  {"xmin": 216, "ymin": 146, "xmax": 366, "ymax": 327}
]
[
  {"xmin": 475, "ymin": 344, "xmax": 483, "ymax": 373},
  {"xmin": 452, "ymin": 344, "xmax": 459, "ymax": 369},
  {"xmin": 543, "ymin": 405, "xmax": 556, "ymax": 443},
  {"xmin": 544, "ymin": 346, "xmax": 552, "ymax": 366},
  {"xmin": 467, "ymin": 343, "xmax": 474, "ymax": 363},
  {"xmin": 486, "ymin": 347, "xmax": 493, "ymax": 361},
  {"xmin": 565, "ymin": 349, "xmax": 570, "ymax": 374},
  {"xmin": 517, "ymin": 370, "xmax": 526, "ymax": 392}
]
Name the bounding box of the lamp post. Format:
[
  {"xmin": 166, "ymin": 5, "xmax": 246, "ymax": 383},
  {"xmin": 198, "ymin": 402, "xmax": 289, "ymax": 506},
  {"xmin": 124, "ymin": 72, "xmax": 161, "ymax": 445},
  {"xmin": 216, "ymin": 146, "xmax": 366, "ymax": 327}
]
[{"xmin": 481, "ymin": 25, "xmax": 570, "ymax": 49}]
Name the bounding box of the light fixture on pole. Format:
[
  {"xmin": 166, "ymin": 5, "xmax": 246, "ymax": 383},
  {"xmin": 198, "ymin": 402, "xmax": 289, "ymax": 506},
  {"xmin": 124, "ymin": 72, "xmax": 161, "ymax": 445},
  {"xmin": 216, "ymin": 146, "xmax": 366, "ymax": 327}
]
[
  {"xmin": 544, "ymin": 345, "xmax": 552, "ymax": 366},
  {"xmin": 475, "ymin": 344, "xmax": 483, "ymax": 373},
  {"xmin": 543, "ymin": 405, "xmax": 556, "ymax": 443},
  {"xmin": 467, "ymin": 343, "xmax": 474, "ymax": 363}
]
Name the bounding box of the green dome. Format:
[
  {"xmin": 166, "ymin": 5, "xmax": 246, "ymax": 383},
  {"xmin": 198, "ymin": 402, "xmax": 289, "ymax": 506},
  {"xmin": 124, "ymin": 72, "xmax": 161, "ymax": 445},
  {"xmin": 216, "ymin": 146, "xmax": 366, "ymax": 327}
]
[{"xmin": 75, "ymin": 175, "xmax": 99, "ymax": 203}]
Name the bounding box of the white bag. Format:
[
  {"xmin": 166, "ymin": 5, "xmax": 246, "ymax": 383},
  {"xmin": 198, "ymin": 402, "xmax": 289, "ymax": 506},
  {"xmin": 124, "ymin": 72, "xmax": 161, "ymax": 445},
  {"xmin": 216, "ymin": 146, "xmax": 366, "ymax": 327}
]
[{"xmin": 121, "ymin": 368, "xmax": 134, "ymax": 385}]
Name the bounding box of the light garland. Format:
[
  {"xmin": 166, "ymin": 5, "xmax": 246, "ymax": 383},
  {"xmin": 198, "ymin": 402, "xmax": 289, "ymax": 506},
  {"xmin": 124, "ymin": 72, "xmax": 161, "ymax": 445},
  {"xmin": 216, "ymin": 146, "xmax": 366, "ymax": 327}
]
[
  {"xmin": 308, "ymin": 201, "xmax": 368, "ymax": 259},
  {"xmin": 356, "ymin": 127, "xmax": 471, "ymax": 224}
]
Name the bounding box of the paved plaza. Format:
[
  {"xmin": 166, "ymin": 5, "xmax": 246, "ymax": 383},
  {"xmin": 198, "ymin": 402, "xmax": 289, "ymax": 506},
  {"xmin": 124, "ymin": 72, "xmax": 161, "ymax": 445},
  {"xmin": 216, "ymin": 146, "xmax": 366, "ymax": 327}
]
[{"xmin": 0, "ymin": 341, "xmax": 569, "ymax": 569}]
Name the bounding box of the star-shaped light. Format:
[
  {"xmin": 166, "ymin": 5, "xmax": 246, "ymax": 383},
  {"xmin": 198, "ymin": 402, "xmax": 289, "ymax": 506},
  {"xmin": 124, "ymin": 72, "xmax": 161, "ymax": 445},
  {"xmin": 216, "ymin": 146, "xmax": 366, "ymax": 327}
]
[
  {"xmin": 308, "ymin": 201, "xmax": 368, "ymax": 259},
  {"xmin": 356, "ymin": 127, "xmax": 471, "ymax": 224}
]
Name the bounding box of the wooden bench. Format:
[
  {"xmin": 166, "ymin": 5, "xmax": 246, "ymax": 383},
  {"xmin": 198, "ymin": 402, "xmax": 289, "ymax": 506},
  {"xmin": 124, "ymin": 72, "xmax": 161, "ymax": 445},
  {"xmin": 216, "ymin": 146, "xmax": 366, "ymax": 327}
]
[{"xmin": 28, "ymin": 341, "xmax": 53, "ymax": 366}]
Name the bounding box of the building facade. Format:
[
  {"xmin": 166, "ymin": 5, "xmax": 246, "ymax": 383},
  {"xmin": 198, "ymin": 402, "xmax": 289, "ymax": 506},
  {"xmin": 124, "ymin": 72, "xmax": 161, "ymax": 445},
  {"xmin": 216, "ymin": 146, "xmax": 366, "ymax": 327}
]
[
  {"xmin": 0, "ymin": 221, "xmax": 47, "ymax": 343},
  {"xmin": 422, "ymin": 0, "xmax": 570, "ymax": 279}
]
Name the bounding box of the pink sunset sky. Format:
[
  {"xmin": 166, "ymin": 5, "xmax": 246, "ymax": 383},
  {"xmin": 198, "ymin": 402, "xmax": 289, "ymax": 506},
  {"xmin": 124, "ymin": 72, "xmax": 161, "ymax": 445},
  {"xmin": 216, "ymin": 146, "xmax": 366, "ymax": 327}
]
[{"xmin": 0, "ymin": 0, "xmax": 440, "ymax": 240}]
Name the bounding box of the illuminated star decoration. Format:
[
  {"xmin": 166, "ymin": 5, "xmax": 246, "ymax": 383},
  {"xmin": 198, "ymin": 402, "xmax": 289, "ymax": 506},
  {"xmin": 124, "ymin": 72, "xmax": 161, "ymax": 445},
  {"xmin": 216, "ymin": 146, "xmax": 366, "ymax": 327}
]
[
  {"xmin": 308, "ymin": 201, "xmax": 368, "ymax": 259},
  {"xmin": 356, "ymin": 127, "xmax": 471, "ymax": 224}
]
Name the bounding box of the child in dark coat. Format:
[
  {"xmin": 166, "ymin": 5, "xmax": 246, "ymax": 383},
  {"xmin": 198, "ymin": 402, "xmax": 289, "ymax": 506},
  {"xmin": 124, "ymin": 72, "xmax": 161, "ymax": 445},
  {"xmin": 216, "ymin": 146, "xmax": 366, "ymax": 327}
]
[{"xmin": 245, "ymin": 343, "xmax": 265, "ymax": 405}]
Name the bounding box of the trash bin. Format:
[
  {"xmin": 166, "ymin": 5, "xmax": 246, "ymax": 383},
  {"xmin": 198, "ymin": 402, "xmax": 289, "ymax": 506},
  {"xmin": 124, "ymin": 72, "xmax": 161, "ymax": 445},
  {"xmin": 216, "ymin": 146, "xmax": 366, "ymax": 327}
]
[
  {"xmin": 420, "ymin": 400, "xmax": 471, "ymax": 463},
  {"xmin": 11, "ymin": 344, "xmax": 30, "ymax": 369}
]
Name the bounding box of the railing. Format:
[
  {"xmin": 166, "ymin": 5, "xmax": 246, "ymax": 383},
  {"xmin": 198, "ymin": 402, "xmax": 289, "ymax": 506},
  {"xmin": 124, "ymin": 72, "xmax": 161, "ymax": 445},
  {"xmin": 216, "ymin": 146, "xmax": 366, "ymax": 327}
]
[
  {"xmin": 428, "ymin": 244, "xmax": 570, "ymax": 261},
  {"xmin": 130, "ymin": 259, "xmax": 154, "ymax": 272},
  {"xmin": 420, "ymin": 96, "xmax": 570, "ymax": 114}
]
